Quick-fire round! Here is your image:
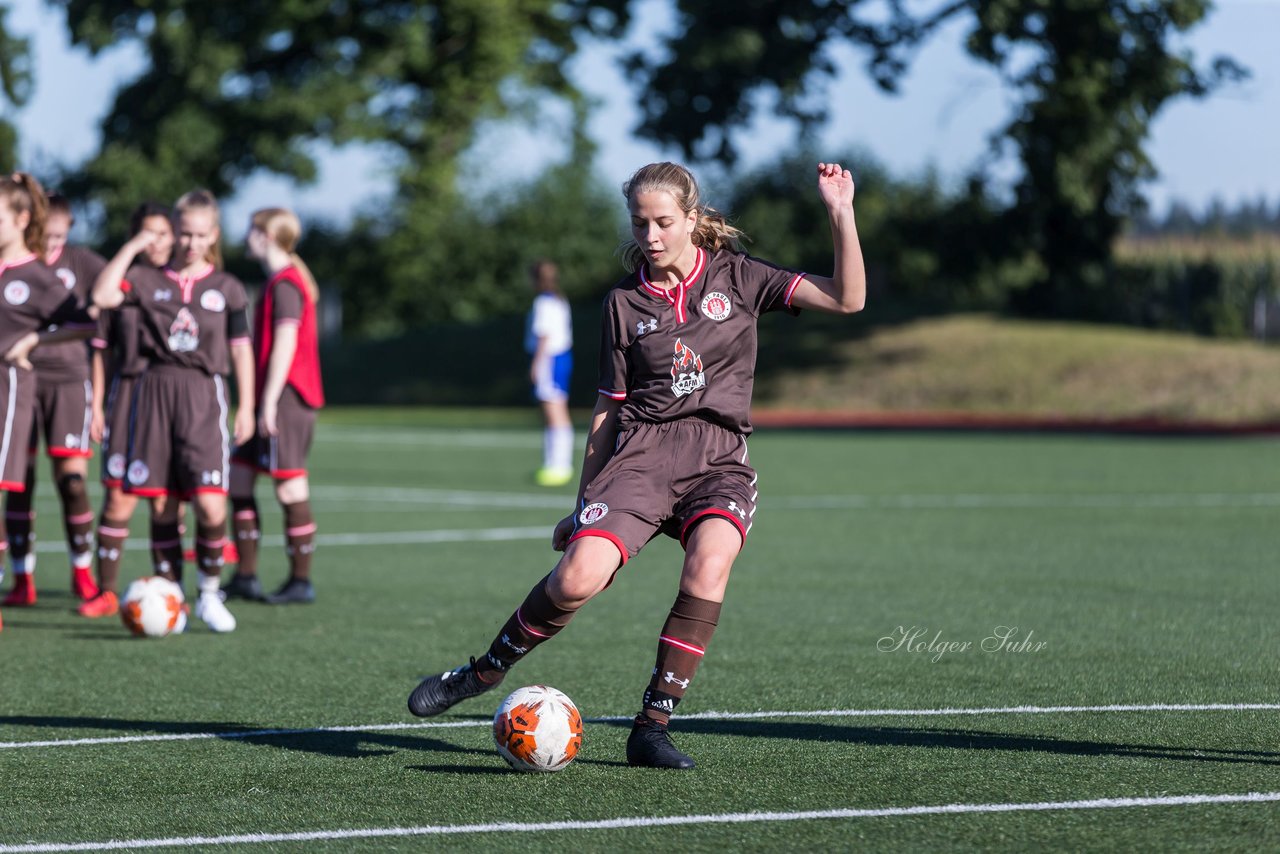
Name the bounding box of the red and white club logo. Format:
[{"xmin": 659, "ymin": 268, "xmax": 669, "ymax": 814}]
[
  {"xmin": 700, "ymin": 292, "xmax": 731, "ymax": 321},
  {"xmin": 579, "ymin": 502, "xmax": 609, "ymax": 525},
  {"xmin": 56, "ymin": 268, "xmax": 76, "ymax": 290},
  {"xmin": 4, "ymin": 280, "xmax": 30, "ymax": 305}
]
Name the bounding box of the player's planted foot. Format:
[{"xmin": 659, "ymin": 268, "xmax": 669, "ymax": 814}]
[
  {"xmin": 626, "ymin": 716, "xmax": 696, "ymax": 769},
  {"xmin": 194, "ymin": 592, "xmax": 237, "ymax": 632},
  {"xmin": 266, "ymin": 577, "xmax": 315, "ymax": 605},
  {"xmin": 220, "ymin": 573, "xmax": 265, "ymax": 602},
  {"xmin": 71, "ymin": 567, "xmax": 99, "ymax": 600},
  {"xmin": 77, "ymin": 590, "xmax": 119, "ymax": 618},
  {"xmin": 408, "ymin": 658, "xmax": 503, "ymax": 717},
  {"xmin": 2, "ymin": 574, "xmax": 36, "ymax": 607},
  {"xmin": 534, "ymin": 467, "xmax": 573, "ymax": 487}
]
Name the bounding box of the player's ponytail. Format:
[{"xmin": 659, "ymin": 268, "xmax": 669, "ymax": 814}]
[
  {"xmin": 0, "ymin": 172, "xmax": 49, "ymax": 257},
  {"xmin": 620, "ymin": 162, "xmax": 745, "ymax": 273},
  {"xmin": 175, "ymin": 189, "xmax": 224, "ymax": 269},
  {"xmin": 251, "ymin": 207, "xmax": 320, "ymax": 304}
]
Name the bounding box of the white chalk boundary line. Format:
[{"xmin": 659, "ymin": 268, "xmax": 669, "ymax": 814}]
[
  {"xmin": 3, "ymin": 791, "xmax": 1279, "ymax": 852},
  {"xmin": 4, "ymin": 702, "xmax": 1279, "ymax": 751}
]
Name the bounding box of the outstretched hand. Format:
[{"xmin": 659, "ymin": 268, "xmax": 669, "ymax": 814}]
[{"xmin": 816, "ymin": 162, "xmax": 855, "ymax": 211}]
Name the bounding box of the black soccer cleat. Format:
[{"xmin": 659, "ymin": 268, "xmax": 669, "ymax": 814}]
[
  {"xmin": 266, "ymin": 578, "xmax": 315, "ymax": 605},
  {"xmin": 220, "ymin": 573, "xmax": 266, "ymax": 602},
  {"xmin": 408, "ymin": 658, "xmax": 503, "ymax": 717},
  {"xmin": 626, "ymin": 716, "xmax": 696, "ymax": 769}
]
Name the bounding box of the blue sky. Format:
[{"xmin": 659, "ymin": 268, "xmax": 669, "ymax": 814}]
[{"xmin": 6, "ymin": 0, "xmax": 1278, "ymax": 232}]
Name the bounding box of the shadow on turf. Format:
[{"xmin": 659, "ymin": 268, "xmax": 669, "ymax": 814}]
[
  {"xmin": 0, "ymin": 715, "xmax": 488, "ymax": 761},
  {"xmin": 611, "ymin": 719, "xmax": 1280, "ymax": 766}
]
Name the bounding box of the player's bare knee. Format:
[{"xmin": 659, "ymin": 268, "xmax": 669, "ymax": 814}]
[
  {"xmin": 549, "ymin": 540, "xmax": 620, "ymax": 606},
  {"xmin": 55, "ymin": 471, "xmax": 87, "ymax": 502},
  {"xmin": 275, "ymin": 475, "xmax": 309, "ymax": 505}
]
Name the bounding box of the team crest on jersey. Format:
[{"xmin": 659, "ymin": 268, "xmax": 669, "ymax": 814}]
[
  {"xmin": 127, "ymin": 460, "xmax": 150, "ymax": 485},
  {"xmin": 671, "ymin": 338, "xmax": 706, "ymax": 397},
  {"xmin": 579, "ymin": 502, "xmax": 609, "ymax": 524},
  {"xmin": 168, "ymin": 307, "xmax": 200, "ymax": 352},
  {"xmin": 107, "ymin": 454, "xmax": 127, "ymax": 480},
  {"xmin": 4, "ymin": 281, "xmax": 30, "ymax": 305},
  {"xmin": 64, "ymin": 433, "xmax": 80, "ymax": 449},
  {"xmin": 200, "ymin": 289, "xmax": 226, "ymax": 312},
  {"xmin": 56, "ymin": 268, "xmax": 76, "ymax": 290},
  {"xmin": 700, "ymin": 292, "xmax": 731, "ymax": 321}
]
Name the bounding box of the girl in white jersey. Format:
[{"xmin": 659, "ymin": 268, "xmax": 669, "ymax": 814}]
[{"xmin": 525, "ymin": 260, "xmax": 574, "ymax": 486}]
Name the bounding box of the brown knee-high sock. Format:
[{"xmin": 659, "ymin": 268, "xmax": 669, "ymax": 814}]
[
  {"xmin": 230, "ymin": 496, "xmax": 260, "ymax": 576},
  {"xmin": 150, "ymin": 520, "xmax": 183, "ymax": 581},
  {"xmin": 6, "ymin": 466, "xmax": 36, "ymax": 573},
  {"xmin": 282, "ymin": 500, "xmax": 315, "ymax": 581},
  {"xmin": 57, "ymin": 473, "xmax": 94, "ymax": 569},
  {"xmin": 95, "ymin": 515, "xmax": 130, "ymax": 594},
  {"xmin": 195, "ymin": 522, "xmax": 228, "ymax": 581},
  {"xmin": 475, "ymin": 574, "xmax": 579, "ymax": 680},
  {"xmin": 641, "ymin": 592, "xmax": 722, "ymax": 726}
]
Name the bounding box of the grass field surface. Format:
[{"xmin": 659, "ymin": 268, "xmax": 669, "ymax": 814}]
[{"xmin": 2, "ymin": 408, "xmax": 1279, "ymax": 851}]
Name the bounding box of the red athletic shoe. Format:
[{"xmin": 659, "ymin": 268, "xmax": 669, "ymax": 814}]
[
  {"xmin": 2, "ymin": 574, "xmax": 35, "ymax": 606},
  {"xmin": 72, "ymin": 567, "xmax": 99, "ymax": 601},
  {"xmin": 77, "ymin": 590, "xmax": 119, "ymax": 618}
]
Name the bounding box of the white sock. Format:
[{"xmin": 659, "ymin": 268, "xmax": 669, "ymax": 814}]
[
  {"xmin": 199, "ymin": 573, "xmax": 221, "ymax": 596},
  {"xmin": 550, "ymin": 426, "xmax": 574, "ymax": 471},
  {"xmin": 11, "ymin": 553, "xmax": 35, "ymax": 576}
]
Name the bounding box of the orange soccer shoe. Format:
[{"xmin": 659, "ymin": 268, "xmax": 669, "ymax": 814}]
[
  {"xmin": 2, "ymin": 574, "xmax": 36, "ymax": 607},
  {"xmin": 72, "ymin": 567, "xmax": 99, "ymax": 601},
  {"xmin": 77, "ymin": 590, "xmax": 119, "ymax": 618}
]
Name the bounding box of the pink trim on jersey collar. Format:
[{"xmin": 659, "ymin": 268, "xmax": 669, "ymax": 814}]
[
  {"xmin": 164, "ymin": 264, "xmax": 216, "ymax": 304},
  {"xmin": 46, "ymin": 245, "xmax": 64, "ymax": 266},
  {"xmin": 639, "ymin": 247, "xmax": 706, "ymax": 324},
  {"xmin": 0, "ymin": 252, "xmax": 38, "ymax": 275}
]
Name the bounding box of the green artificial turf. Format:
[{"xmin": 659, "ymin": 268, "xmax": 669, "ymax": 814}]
[{"xmin": 1, "ymin": 411, "xmax": 1279, "ymax": 851}]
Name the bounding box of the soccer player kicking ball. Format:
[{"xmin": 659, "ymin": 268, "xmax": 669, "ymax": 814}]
[{"xmin": 409, "ymin": 161, "xmax": 866, "ymax": 769}]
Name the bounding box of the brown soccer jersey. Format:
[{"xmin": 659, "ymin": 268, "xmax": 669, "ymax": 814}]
[
  {"xmin": 598, "ymin": 247, "xmax": 803, "ymax": 435},
  {"xmin": 122, "ymin": 264, "xmax": 249, "ymax": 375},
  {"xmin": 0, "ymin": 254, "xmax": 92, "ymax": 356},
  {"xmin": 33, "ymin": 245, "xmax": 103, "ymax": 382}
]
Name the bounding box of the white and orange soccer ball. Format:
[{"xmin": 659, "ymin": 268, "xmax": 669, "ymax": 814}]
[
  {"xmin": 492, "ymin": 685, "xmax": 583, "ymax": 772},
  {"xmin": 120, "ymin": 576, "xmax": 187, "ymax": 638}
]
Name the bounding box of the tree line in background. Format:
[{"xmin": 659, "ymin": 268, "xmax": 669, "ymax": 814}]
[{"xmin": 0, "ymin": 0, "xmax": 1267, "ymax": 341}]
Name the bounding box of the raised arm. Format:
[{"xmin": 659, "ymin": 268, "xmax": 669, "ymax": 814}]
[
  {"xmin": 787, "ymin": 162, "xmax": 866, "ymax": 315},
  {"xmin": 93, "ymin": 232, "xmax": 156, "ymax": 310}
]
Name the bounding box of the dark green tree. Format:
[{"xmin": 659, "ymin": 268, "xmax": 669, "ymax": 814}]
[
  {"xmin": 50, "ymin": 0, "xmax": 593, "ymax": 239},
  {"xmin": 0, "ymin": 6, "xmax": 33, "ymax": 173},
  {"xmin": 613, "ymin": 0, "xmax": 1246, "ymax": 317}
]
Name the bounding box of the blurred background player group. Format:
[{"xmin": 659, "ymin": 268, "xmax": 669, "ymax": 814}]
[{"xmin": 0, "ymin": 170, "xmax": 325, "ymax": 633}]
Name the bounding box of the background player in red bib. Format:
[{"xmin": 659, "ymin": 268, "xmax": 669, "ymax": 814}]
[
  {"xmin": 92, "ymin": 189, "xmax": 254, "ymax": 632},
  {"xmin": 77, "ymin": 203, "xmax": 176, "ymax": 618},
  {"xmin": 2, "ymin": 193, "xmax": 103, "ymax": 607},
  {"xmin": 407, "ymin": 161, "xmax": 865, "ymax": 768},
  {"xmin": 223, "ymin": 207, "xmax": 324, "ymax": 605},
  {"xmin": 0, "ymin": 173, "xmax": 97, "ymax": 628}
]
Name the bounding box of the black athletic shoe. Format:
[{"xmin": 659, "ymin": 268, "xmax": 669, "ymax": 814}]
[
  {"xmin": 626, "ymin": 716, "xmax": 696, "ymax": 769},
  {"xmin": 266, "ymin": 578, "xmax": 315, "ymax": 605},
  {"xmin": 408, "ymin": 657, "xmax": 503, "ymax": 717},
  {"xmin": 220, "ymin": 573, "xmax": 265, "ymax": 602}
]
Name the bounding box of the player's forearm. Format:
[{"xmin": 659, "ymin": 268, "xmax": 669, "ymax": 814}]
[
  {"xmin": 827, "ymin": 205, "xmax": 866, "ymax": 314},
  {"xmin": 94, "ymin": 242, "xmax": 143, "ymax": 309},
  {"xmin": 231, "ymin": 343, "xmax": 256, "ymax": 414},
  {"xmin": 90, "ymin": 351, "xmax": 107, "ymax": 410},
  {"xmin": 575, "ymin": 397, "xmax": 621, "ymax": 502},
  {"xmin": 261, "ymin": 325, "xmax": 298, "ymax": 408}
]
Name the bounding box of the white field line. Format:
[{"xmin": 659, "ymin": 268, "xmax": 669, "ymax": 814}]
[
  {"xmin": 316, "ymin": 426, "xmax": 540, "ymax": 448},
  {"xmin": 3, "ymin": 702, "xmax": 1278, "ymax": 751},
  {"xmin": 32, "ymin": 526, "xmax": 551, "ymax": 554},
  {"xmin": 3, "ymin": 791, "xmax": 1280, "ymax": 852}
]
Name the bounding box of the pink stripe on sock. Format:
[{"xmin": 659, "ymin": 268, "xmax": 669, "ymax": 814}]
[
  {"xmin": 515, "ymin": 608, "xmax": 551, "ymax": 639},
  {"xmin": 197, "ymin": 537, "xmax": 228, "ymax": 548},
  {"xmin": 99, "ymin": 525, "xmax": 130, "ymax": 537},
  {"xmin": 659, "ymin": 635, "xmax": 705, "ymax": 656},
  {"xmin": 286, "ymin": 523, "xmax": 317, "ymax": 537},
  {"xmin": 68, "ymin": 512, "xmax": 95, "ymax": 524},
  {"xmin": 234, "ymin": 510, "xmax": 258, "ymax": 519},
  {"xmin": 5, "ymin": 512, "xmax": 34, "ymax": 520}
]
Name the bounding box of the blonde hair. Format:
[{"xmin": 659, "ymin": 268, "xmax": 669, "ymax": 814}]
[
  {"xmin": 620, "ymin": 162, "xmax": 745, "ymax": 272},
  {"xmin": 175, "ymin": 189, "xmax": 224, "ymax": 270},
  {"xmin": 251, "ymin": 207, "xmax": 320, "ymax": 304},
  {"xmin": 0, "ymin": 172, "xmax": 49, "ymax": 257}
]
